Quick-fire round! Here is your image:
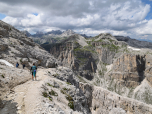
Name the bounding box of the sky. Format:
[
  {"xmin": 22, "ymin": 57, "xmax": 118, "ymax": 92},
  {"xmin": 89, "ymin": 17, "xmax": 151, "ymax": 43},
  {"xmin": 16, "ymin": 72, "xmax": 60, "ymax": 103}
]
[{"xmin": 0, "ymin": 0, "xmax": 152, "ymax": 40}]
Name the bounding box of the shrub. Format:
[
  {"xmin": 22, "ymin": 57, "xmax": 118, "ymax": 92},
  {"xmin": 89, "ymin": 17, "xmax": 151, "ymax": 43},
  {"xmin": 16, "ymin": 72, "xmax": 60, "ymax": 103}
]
[
  {"xmin": 49, "ymin": 89, "xmax": 58, "ymax": 96},
  {"xmin": 66, "ymin": 94, "xmax": 73, "ymax": 101},
  {"xmin": 42, "ymin": 92, "xmax": 48, "ymax": 97},
  {"xmin": 1, "ymin": 74, "xmax": 5, "ymax": 78},
  {"xmin": 52, "ymin": 73, "xmax": 59, "ymax": 77},
  {"xmin": 66, "ymin": 82, "xmax": 71, "ymax": 85},
  {"xmin": 68, "ymin": 101, "xmax": 74, "ymax": 110},
  {"xmin": 49, "ymin": 96, "xmax": 52, "ymax": 101},
  {"xmin": 47, "ymin": 83, "xmax": 53, "ymax": 87}
]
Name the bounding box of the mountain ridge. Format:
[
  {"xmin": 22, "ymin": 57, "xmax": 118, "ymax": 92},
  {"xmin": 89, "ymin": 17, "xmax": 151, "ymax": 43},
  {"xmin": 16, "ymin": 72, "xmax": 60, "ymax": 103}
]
[{"xmin": 1, "ymin": 20, "xmax": 152, "ymax": 114}]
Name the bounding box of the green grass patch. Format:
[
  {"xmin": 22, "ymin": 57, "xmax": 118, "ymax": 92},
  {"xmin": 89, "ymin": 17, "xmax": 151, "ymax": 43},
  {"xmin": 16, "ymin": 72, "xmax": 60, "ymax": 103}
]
[
  {"xmin": 48, "ymin": 96, "xmax": 52, "ymax": 101},
  {"xmin": 68, "ymin": 101, "xmax": 74, "ymax": 110},
  {"xmin": 66, "ymin": 94, "xmax": 73, "ymax": 101},
  {"xmin": 60, "ymin": 88, "xmax": 74, "ymax": 109},
  {"xmin": 74, "ymin": 46, "xmax": 96, "ymax": 54},
  {"xmin": 63, "ymin": 88, "xmax": 71, "ymax": 91},
  {"xmin": 47, "ymin": 83, "xmax": 54, "ymax": 87},
  {"xmin": 1, "ymin": 74, "xmax": 5, "ymax": 78},
  {"xmin": 66, "ymin": 82, "xmax": 72, "ymax": 85},
  {"xmin": 77, "ymin": 57, "xmax": 87, "ymax": 62},
  {"xmin": 102, "ymin": 44, "xmax": 120, "ymax": 52},
  {"xmin": 20, "ymin": 58, "xmax": 23, "ymax": 63},
  {"xmin": 60, "ymin": 89, "xmax": 66, "ymax": 94},
  {"xmin": 42, "ymin": 92, "xmax": 48, "ymax": 97},
  {"xmin": 49, "ymin": 89, "xmax": 58, "ymax": 96},
  {"xmin": 52, "ymin": 73, "xmax": 59, "ymax": 77}
]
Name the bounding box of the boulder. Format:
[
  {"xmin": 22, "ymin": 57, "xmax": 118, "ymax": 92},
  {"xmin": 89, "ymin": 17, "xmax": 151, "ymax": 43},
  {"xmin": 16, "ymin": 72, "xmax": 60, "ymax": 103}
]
[
  {"xmin": 46, "ymin": 60, "xmax": 56, "ymax": 68},
  {"xmin": 0, "ymin": 44, "xmax": 8, "ymax": 51},
  {"xmin": 0, "ymin": 28, "xmax": 9, "ymax": 37}
]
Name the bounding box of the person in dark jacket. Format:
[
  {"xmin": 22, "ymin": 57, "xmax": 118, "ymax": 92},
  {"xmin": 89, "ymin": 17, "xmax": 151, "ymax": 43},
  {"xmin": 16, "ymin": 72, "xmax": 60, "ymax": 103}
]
[
  {"xmin": 16, "ymin": 62, "xmax": 19, "ymax": 68},
  {"xmin": 30, "ymin": 63, "xmax": 37, "ymax": 80},
  {"xmin": 22, "ymin": 64, "xmax": 25, "ymax": 69}
]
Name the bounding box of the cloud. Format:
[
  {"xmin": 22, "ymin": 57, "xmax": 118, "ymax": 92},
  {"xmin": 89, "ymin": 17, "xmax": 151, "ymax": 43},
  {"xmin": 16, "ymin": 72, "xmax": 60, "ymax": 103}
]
[
  {"xmin": 134, "ymin": 20, "xmax": 152, "ymax": 35},
  {"xmin": 0, "ymin": 0, "xmax": 152, "ymax": 39}
]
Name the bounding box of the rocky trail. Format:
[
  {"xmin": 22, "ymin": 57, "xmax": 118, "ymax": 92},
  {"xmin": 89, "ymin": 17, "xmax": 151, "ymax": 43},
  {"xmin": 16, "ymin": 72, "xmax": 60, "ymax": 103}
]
[
  {"xmin": 0, "ymin": 68, "xmax": 48, "ymax": 114},
  {"xmin": 0, "ymin": 68, "xmax": 80, "ymax": 114}
]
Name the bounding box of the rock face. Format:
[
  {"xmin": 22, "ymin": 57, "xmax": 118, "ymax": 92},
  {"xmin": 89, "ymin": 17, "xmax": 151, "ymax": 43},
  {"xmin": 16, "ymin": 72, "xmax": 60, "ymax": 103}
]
[
  {"xmin": 48, "ymin": 32, "xmax": 152, "ymax": 106},
  {"xmin": 91, "ymin": 86, "xmax": 152, "ymax": 114},
  {"xmin": 50, "ymin": 34, "xmax": 98, "ymax": 80},
  {"xmin": 144, "ymin": 54, "xmax": 152, "ymax": 85},
  {"xmin": 110, "ymin": 54, "xmax": 145, "ymax": 88},
  {"xmin": 49, "ymin": 68, "xmax": 152, "ymax": 114},
  {"xmin": 44, "ymin": 67, "xmax": 152, "ymax": 114},
  {"xmin": 50, "ymin": 33, "xmax": 129, "ymax": 81},
  {"xmin": 0, "ymin": 20, "xmax": 57, "ymax": 68}
]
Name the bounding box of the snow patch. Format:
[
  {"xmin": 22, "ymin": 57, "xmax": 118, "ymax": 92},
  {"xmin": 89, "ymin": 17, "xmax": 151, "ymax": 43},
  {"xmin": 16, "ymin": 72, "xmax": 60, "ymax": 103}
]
[
  {"xmin": 128, "ymin": 46, "xmax": 141, "ymax": 51},
  {"xmin": 0, "ymin": 59, "xmax": 14, "ymax": 67}
]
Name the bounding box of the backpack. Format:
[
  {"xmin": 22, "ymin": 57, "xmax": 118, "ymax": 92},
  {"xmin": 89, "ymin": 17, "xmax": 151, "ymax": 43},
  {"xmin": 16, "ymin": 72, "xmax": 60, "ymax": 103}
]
[{"xmin": 32, "ymin": 66, "xmax": 37, "ymax": 72}]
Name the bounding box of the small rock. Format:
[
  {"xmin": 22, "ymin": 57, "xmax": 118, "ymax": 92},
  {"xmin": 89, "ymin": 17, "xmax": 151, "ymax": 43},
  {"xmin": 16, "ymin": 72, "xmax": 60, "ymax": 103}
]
[
  {"xmin": 49, "ymin": 103, "xmax": 54, "ymax": 108},
  {"xmin": 59, "ymin": 111, "xmax": 65, "ymax": 114},
  {"xmin": 54, "ymin": 81, "xmax": 60, "ymax": 88}
]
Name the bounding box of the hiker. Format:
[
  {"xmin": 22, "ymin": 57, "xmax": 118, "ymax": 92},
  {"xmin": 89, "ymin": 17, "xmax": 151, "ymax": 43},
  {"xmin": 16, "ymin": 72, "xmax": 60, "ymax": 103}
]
[
  {"xmin": 30, "ymin": 63, "xmax": 37, "ymax": 80},
  {"xmin": 22, "ymin": 64, "xmax": 25, "ymax": 69},
  {"xmin": 16, "ymin": 62, "xmax": 19, "ymax": 68}
]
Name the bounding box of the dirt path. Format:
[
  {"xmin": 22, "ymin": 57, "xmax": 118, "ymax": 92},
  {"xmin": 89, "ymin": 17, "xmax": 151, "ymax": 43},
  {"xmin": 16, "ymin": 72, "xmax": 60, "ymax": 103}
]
[{"xmin": 0, "ymin": 68, "xmax": 51, "ymax": 114}]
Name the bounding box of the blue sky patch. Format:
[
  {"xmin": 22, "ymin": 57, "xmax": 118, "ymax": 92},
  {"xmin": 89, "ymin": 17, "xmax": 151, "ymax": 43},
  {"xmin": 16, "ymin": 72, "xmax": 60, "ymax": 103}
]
[
  {"xmin": 142, "ymin": 0, "xmax": 152, "ymax": 20},
  {"xmin": 0, "ymin": 13, "xmax": 6, "ymax": 20},
  {"xmin": 33, "ymin": 13, "xmax": 38, "ymax": 16}
]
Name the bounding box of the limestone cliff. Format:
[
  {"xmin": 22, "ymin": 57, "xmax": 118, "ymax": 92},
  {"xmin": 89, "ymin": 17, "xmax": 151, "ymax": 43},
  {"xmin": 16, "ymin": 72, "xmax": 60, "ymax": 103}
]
[{"xmin": 49, "ymin": 32, "xmax": 152, "ymax": 106}]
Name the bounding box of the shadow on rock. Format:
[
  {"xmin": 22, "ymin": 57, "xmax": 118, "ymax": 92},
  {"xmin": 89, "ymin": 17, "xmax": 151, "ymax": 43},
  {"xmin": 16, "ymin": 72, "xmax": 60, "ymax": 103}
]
[{"xmin": 0, "ymin": 100, "xmax": 18, "ymax": 114}]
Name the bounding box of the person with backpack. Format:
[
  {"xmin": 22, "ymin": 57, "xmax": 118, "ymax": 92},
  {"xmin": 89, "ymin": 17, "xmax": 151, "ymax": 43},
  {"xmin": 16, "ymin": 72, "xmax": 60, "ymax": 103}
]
[
  {"xmin": 30, "ymin": 63, "xmax": 37, "ymax": 81},
  {"xmin": 16, "ymin": 62, "xmax": 19, "ymax": 68}
]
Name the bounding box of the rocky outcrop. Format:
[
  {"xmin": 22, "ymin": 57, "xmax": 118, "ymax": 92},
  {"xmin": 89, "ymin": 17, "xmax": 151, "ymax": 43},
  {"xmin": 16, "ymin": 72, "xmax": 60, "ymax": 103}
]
[
  {"xmin": 50, "ymin": 35, "xmax": 98, "ymax": 80},
  {"xmin": 0, "ymin": 28, "xmax": 9, "ymax": 38},
  {"xmin": 92, "ymin": 86, "xmax": 152, "ymax": 114},
  {"xmin": 96, "ymin": 47, "xmax": 116, "ymax": 64},
  {"xmin": 110, "ymin": 54, "xmax": 146, "ymax": 87},
  {"xmin": 0, "ymin": 43, "xmax": 8, "ymax": 52},
  {"xmin": 0, "ymin": 20, "xmax": 57, "ymax": 68},
  {"xmin": 78, "ymin": 83, "xmax": 152, "ymax": 114},
  {"xmin": 48, "ymin": 67, "xmax": 152, "ymax": 114},
  {"xmin": 0, "ymin": 62, "xmax": 31, "ymax": 101}
]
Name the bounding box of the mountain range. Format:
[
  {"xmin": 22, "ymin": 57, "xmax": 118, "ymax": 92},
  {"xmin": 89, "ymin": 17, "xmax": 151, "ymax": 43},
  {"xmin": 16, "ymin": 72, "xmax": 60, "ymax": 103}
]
[{"xmin": 1, "ymin": 20, "xmax": 152, "ymax": 114}]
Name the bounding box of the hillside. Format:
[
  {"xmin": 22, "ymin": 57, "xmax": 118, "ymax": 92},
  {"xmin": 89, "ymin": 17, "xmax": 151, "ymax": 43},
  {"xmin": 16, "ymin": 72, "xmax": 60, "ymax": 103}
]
[
  {"xmin": 50, "ymin": 32, "xmax": 152, "ymax": 105},
  {"xmin": 0, "ymin": 20, "xmax": 57, "ymax": 104}
]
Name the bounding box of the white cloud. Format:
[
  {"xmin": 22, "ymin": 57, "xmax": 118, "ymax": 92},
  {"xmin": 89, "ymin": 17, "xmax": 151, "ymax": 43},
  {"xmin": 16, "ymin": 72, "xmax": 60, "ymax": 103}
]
[{"xmin": 134, "ymin": 19, "xmax": 152, "ymax": 35}]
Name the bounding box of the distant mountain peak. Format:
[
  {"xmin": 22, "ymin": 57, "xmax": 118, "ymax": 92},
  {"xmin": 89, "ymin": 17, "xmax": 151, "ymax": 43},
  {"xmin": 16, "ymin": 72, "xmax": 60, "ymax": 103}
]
[
  {"xmin": 21, "ymin": 30, "xmax": 31, "ymax": 37},
  {"xmin": 36, "ymin": 31, "xmax": 44, "ymax": 35},
  {"xmin": 61, "ymin": 29, "xmax": 75, "ymax": 36}
]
